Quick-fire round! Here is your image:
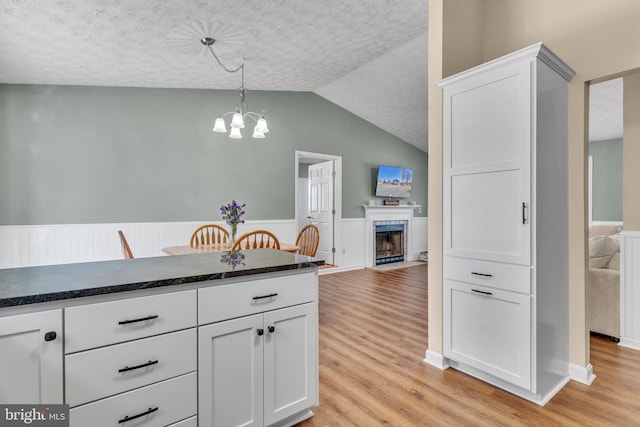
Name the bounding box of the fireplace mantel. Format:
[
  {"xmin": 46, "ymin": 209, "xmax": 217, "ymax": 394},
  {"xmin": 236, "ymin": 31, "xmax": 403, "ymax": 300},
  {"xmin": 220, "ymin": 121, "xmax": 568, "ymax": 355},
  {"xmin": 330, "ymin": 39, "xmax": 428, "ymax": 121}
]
[
  {"xmin": 363, "ymin": 205, "xmax": 421, "ymax": 267},
  {"xmin": 363, "ymin": 205, "xmax": 421, "ymax": 215}
]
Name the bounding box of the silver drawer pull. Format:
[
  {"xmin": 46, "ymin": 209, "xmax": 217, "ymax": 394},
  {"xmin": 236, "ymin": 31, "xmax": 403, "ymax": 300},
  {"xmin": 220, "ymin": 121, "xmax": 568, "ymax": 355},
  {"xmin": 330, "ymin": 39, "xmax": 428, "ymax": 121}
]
[
  {"xmin": 252, "ymin": 293, "xmax": 278, "ymax": 301},
  {"xmin": 471, "ymin": 289, "xmax": 493, "ymax": 296},
  {"xmin": 118, "ymin": 359, "xmax": 159, "ymax": 373},
  {"xmin": 118, "ymin": 407, "xmax": 158, "ymax": 424},
  {"xmin": 118, "ymin": 314, "xmax": 159, "ymax": 325},
  {"xmin": 471, "ymin": 272, "xmax": 493, "ymax": 278}
]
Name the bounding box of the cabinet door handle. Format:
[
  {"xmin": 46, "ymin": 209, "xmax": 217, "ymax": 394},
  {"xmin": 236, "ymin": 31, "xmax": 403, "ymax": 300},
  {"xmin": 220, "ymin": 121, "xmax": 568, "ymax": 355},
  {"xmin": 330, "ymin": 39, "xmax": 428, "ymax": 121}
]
[
  {"xmin": 471, "ymin": 272, "xmax": 493, "ymax": 278},
  {"xmin": 118, "ymin": 360, "xmax": 159, "ymax": 373},
  {"xmin": 118, "ymin": 314, "xmax": 159, "ymax": 325},
  {"xmin": 44, "ymin": 331, "xmax": 57, "ymax": 341},
  {"xmin": 252, "ymin": 293, "xmax": 278, "ymax": 301},
  {"xmin": 522, "ymin": 202, "xmax": 528, "ymax": 224},
  {"xmin": 257, "ymin": 328, "xmax": 264, "ymax": 336},
  {"xmin": 471, "ymin": 289, "xmax": 493, "ymax": 296},
  {"xmin": 268, "ymin": 326, "xmax": 275, "ymax": 333},
  {"xmin": 118, "ymin": 407, "xmax": 158, "ymax": 424}
]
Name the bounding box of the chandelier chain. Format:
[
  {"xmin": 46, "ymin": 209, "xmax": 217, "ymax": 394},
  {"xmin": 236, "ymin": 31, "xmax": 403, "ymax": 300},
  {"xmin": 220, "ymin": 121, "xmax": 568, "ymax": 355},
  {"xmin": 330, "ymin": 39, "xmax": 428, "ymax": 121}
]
[{"xmin": 205, "ymin": 45, "xmax": 243, "ymax": 74}]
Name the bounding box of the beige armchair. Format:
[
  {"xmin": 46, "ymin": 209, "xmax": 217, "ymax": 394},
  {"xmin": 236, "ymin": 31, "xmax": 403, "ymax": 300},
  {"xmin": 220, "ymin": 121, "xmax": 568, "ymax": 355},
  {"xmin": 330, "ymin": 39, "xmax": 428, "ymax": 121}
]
[{"xmin": 588, "ymin": 225, "xmax": 622, "ymax": 341}]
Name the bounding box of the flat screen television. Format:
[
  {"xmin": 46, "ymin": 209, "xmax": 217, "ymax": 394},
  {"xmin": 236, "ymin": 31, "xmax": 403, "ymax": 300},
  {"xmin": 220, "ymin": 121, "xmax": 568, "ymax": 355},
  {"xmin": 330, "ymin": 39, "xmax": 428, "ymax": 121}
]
[{"xmin": 375, "ymin": 165, "xmax": 413, "ymax": 198}]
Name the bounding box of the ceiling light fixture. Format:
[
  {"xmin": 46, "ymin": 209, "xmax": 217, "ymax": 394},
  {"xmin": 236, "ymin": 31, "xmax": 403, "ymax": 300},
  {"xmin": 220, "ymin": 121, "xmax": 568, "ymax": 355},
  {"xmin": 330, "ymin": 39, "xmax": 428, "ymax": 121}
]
[{"xmin": 201, "ymin": 37, "xmax": 269, "ymax": 139}]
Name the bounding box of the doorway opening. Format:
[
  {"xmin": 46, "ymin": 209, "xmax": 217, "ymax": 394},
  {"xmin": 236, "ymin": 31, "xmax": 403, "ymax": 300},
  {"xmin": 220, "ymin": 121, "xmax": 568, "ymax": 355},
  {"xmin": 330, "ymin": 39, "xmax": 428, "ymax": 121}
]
[
  {"xmin": 295, "ymin": 151, "xmax": 342, "ymax": 266},
  {"xmin": 587, "ymin": 77, "xmax": 624, "ymax": 349}
]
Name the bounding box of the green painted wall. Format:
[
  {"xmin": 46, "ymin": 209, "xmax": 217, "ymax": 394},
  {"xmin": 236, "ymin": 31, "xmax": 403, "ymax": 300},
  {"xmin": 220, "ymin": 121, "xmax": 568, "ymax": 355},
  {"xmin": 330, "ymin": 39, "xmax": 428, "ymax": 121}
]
[
  {"xmin": 590, "ymin": 138, "xmax": 622, "ymax": 221},
  {"xmin": 0, "ymin": 84, "xmax": 428, "ymax": 225}
]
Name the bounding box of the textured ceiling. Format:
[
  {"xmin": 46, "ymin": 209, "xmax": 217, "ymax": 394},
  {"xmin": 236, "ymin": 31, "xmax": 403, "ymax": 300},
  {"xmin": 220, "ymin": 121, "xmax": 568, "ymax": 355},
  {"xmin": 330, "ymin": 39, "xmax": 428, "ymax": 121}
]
[
  {"xmin": 316, "ymin": 33, "xmax": 428, "ymax": 150},
  {"xmin": 0, "ymin": 0, "xmax": 429, "ymax": 151},
  {"xmin": 589, "ymin": 78, "xmax": 623, "ymax": 142}
]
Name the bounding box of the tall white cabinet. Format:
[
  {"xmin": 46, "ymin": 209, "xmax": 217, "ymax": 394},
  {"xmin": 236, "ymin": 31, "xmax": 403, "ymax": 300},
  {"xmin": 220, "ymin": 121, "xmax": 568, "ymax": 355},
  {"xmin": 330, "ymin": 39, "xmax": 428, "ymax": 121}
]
[{"xmin": 439, "ymin": 43, "xmax": 575, "ymax": 405}]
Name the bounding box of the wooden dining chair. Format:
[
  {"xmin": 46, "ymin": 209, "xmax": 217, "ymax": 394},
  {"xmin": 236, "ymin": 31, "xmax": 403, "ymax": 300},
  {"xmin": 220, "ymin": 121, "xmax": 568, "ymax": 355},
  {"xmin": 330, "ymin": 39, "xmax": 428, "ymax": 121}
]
[
  {"xmin": 295, "ymin": 224, "xmax": 320, "ymax": 257},
  {"xmin": 231, "ymin": 230, "xmax": 280, "ymax": 251},
  {"xmin": 190, "ymin": 224, "xmax": 230, "ymax": 247},
  {"xmin": 118, "ymin": 230, "xmax": 134, "ymax": 259}
]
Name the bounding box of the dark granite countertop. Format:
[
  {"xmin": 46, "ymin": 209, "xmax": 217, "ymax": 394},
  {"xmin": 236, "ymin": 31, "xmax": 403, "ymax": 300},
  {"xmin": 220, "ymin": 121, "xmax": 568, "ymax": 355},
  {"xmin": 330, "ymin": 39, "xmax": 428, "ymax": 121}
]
[{"xmin": 0, "ymin": 249, "xmax": 323, "ymax": 308}]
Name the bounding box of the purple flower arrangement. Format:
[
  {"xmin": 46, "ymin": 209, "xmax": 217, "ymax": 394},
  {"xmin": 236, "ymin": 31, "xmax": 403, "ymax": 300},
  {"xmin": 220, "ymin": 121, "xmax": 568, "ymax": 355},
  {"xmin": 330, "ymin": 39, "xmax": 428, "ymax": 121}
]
[{"xmin": 220, "ymin": 200, "xmax": 246, "ymax": 242}]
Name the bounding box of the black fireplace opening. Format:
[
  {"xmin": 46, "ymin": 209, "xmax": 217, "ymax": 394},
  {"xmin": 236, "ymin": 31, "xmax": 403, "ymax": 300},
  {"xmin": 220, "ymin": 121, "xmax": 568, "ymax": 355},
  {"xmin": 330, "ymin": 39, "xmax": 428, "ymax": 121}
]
[{"xmin": 375, "ymin": 223, "xmax": 405, "ymax": 265}]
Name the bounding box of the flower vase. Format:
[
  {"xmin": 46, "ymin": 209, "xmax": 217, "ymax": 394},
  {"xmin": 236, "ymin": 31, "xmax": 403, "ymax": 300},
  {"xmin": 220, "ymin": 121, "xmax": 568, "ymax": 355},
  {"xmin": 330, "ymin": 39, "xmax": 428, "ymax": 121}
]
[{"xmin": 230, "ymin": 224, "xmax": 237, "ymax": 246}]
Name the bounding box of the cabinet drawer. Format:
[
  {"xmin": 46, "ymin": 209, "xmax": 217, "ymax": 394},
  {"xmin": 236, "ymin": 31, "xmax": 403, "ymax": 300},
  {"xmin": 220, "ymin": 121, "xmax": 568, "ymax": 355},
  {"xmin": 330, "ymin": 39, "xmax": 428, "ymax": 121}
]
[
  {"xmin": 443, "ymin": 280, "xmax": 532, "ymax": 389},
  {"xmin": 66, "ymin": 328, "xmax": 196, "ymax": 407},
  {"xmin": 444, "ymin": 257, "xmax": 531, "ymax": 294},
  {"xmin": 199, "ymin": 272, "xmax": 316, "ymax": 325},
  {"xmin": 65, "ymin": 290, "xmax": 196, "ymax": 353},
  {"xmin": 69, "ymin": 372, "xmax": 196, "ymax": 427}
]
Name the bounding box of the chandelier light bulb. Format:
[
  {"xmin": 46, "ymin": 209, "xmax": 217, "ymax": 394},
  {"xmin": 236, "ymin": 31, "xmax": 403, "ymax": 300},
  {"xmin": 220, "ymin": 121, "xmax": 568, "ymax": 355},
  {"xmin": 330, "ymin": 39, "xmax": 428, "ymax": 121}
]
[
  {"xmin": 252, "ymin": 127, "xmax": 265, "ymax": 139},
  {"xmin": 255, "ymin": 117, "xmax": 269, "ymax": 133},
  {"xmin": 229, "ymin": 127, "xmax": 242, "ymax": 139},
  {"xmin": 231, "ymin": 112, "xmax": 245, "ymax": 129},
  {"xmin": 213, "ymin": 117, "xmax": 227, "ymax": 133}
]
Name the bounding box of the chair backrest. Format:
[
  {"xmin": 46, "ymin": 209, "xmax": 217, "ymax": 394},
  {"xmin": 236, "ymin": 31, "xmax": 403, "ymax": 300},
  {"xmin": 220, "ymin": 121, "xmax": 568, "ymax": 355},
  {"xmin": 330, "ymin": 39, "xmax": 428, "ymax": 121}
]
[
  {"xmin": 191, "ymin": 224, "xmax": 230, "ymax": 247},
  {"xmin": 296, "ymin": 224, "xmax": 320, "ymax": 257},
  {"xmin": 118, "ymin": 230, "xmax": 134, "ymax": 259},
  {"xmin": 231, "ymin": 230, "xmax": 280, "ymax": 251}
]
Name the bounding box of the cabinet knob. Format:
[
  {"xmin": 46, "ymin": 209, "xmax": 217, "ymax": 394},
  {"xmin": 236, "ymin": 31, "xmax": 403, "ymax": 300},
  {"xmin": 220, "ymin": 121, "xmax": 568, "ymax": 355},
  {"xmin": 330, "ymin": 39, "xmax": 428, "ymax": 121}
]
[
  {"xmin": 44, "ymin": 331, "xmax": 57, "ymax": 341},
  {"xmin": 268, "ymin": 326, "xmax": 275, "ymax": 333},
  {"xmin": 257, "ymin": 328, "xmax": 264, "ymax": 336}
]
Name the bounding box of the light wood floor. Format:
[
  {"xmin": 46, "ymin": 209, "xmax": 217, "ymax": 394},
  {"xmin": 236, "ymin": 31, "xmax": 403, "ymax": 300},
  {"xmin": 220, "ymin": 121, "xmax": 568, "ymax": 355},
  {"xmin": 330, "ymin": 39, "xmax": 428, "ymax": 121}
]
[{"xmin": 298, "ymin": 264, "xmax": 640, "ymax": 426}]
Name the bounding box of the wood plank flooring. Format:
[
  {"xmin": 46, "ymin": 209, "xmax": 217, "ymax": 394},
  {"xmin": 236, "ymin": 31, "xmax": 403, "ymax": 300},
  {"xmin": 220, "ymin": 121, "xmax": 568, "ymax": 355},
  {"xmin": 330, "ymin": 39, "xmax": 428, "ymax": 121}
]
[{"xmin": 298, "ymin": 264, "xmax": 640, "ymax": 426}]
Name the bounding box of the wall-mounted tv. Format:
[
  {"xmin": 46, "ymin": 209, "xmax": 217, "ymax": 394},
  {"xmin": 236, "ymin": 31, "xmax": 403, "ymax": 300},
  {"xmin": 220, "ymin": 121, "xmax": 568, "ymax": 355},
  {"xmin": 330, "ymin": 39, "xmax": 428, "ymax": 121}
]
[{"xmin": 375, "ymin": 165, "xmax": 413, "ymax": 198}]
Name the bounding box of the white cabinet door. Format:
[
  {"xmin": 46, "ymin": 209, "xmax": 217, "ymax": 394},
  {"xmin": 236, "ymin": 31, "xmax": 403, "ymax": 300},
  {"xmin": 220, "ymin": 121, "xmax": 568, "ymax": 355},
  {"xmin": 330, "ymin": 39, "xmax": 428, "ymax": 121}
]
[
  {"xmin": 443, "ymin": 280, "xmax": 532, "ymax": 390},
  {"xmin": 443, "ymin": 60, "xmax": 531, "ymax": 265},
  {"xmin": 198, "ymin": 303, "xmax": 318, "ymax": 427},
  {"xmin": 199, "ymin": 315, "xmax": 264, "ymax": 427},
  {"xmin": 0, "ymin": 310, "xmax": 63, "ymax": 404},
  {"xmin": 263, "ymin": 303, "xmax": 318, "ymax": 426}
]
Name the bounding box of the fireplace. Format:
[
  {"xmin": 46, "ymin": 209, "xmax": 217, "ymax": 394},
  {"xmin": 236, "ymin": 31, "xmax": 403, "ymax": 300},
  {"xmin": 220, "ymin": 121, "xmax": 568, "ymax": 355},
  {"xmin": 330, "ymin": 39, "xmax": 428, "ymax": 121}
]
[
  {"xmin": 363, "ymin": 205, "xmax": 418, "ymax": 268},
  {"xmin": 374, "ymin": 221, "xmax": 406, "ymax": 265}
]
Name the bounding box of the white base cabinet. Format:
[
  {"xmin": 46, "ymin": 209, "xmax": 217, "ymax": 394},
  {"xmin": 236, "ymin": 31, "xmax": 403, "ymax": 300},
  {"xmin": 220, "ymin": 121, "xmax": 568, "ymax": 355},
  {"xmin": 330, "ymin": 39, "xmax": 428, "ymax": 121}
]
[
  {"xmin": 0, "ymin": 268, "xmax": 318, "ymax": 427},
  {"xmin": 0, "ymin": 310, "xmax": 63, "ymax": 404},
  {"xmin": 439, "ymin": 43, "xmax": 574, "ymax": 404},
  {"xmin": 199, "ymin": 275, "xmax": 318, "ymax": 427}
]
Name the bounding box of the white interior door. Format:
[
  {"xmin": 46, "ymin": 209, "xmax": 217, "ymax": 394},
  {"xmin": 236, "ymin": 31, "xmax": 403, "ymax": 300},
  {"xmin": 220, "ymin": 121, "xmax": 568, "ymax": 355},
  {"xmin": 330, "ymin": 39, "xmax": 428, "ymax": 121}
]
[
  {"xmin": 308, "ymin": 160, "xmax": 334, "ymax": 264},
  {"xmin": 297, "ymin": 177, "xmax": 309, "ymax": 231}
]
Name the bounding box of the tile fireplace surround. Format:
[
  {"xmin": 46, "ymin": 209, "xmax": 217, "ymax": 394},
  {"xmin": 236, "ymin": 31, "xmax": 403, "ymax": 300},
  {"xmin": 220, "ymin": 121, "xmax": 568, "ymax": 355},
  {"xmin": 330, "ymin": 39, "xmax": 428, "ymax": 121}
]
[{"xmin": 363, "ymin": 205, "xmax": 420, "ymax": 268}]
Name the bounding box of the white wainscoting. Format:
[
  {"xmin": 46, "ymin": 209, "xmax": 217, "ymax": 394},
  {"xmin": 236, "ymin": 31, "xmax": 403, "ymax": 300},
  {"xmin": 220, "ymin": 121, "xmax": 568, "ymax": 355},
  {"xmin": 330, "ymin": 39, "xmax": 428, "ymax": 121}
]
[
  {"xmin": 0, "ymin": 221, "xmax": 297, "ymax": 269},
  {"xmin": 0, "ymin": 217, "xmax": 428, "ymax": 271},
  {"xmin": 413, "ymin": 217, "xmax": 428, "ymax": 259},
  {"xmin": 620, "ymin": 230, "xmax": 640, "ymax": 350},
  {"xmin": 338, "ymin": 219, "xmax": 366, "ymax": 271}
]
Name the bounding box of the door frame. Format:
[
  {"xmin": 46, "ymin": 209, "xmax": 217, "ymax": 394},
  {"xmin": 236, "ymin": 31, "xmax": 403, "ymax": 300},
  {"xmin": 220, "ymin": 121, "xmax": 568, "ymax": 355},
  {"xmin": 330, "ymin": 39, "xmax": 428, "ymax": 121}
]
[{"xmin": 295, "ymin": 150, "xmax": 342, "ymax": 266}]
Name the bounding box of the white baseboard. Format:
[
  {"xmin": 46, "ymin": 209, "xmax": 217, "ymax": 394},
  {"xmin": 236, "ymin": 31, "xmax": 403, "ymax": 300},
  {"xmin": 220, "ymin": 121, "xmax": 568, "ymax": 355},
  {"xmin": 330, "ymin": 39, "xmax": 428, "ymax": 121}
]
[
  {"xmin": 619, "ymin": 337, "xmax": 640, "ymax": 351},
  {"xmin": 424, "ymin": 349, "xmax": 449, "ymax": 370},
  {"xmin": 318, "ymin": 264, "xmax": 364, "ymax": 275},
  {"xmin": 569, "ymin": 363, "xmax": 596, "ymax": 385}
]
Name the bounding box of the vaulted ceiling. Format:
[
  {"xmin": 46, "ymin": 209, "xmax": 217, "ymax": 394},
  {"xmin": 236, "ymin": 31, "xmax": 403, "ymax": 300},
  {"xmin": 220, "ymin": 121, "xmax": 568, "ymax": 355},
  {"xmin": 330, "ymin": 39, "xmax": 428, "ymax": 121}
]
[{"xmin": 0, "ymin": 0, "xmax": 429, "ymax": 151}]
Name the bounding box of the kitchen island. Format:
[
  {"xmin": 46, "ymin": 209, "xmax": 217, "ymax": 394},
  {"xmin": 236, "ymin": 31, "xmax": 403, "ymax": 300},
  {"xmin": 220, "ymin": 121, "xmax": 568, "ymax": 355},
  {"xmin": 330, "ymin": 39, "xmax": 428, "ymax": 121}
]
[{"xmin": 0, "ymin": 249, "xmax": 322, "ymax": 427}]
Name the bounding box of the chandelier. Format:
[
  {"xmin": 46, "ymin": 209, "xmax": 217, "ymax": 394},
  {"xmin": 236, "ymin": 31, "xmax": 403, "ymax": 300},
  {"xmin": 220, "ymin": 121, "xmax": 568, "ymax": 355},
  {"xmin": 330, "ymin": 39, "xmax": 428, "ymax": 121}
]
[{"xmin": 200, "ymin": 37, "xmax": 269, "ymax": 139}]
